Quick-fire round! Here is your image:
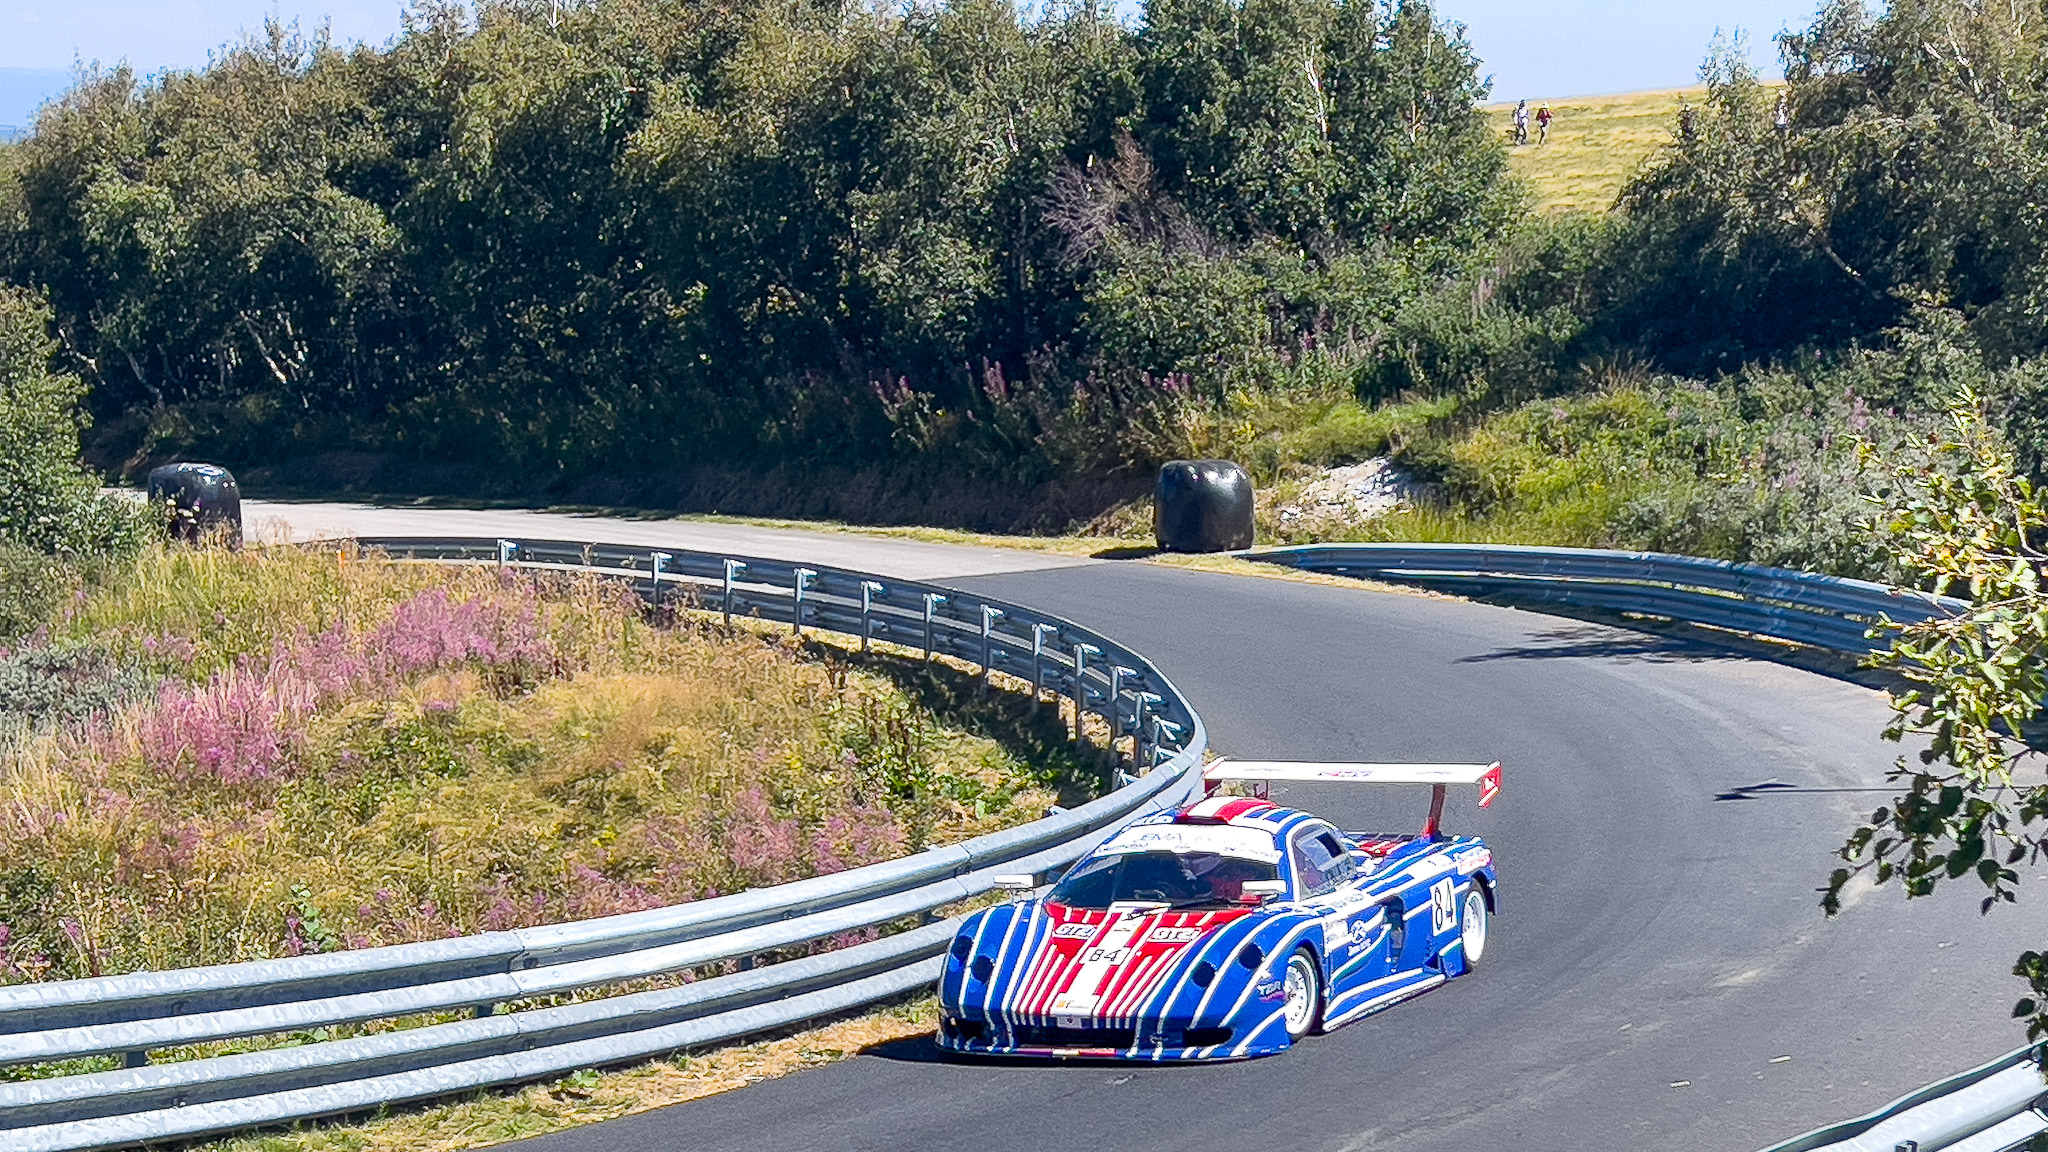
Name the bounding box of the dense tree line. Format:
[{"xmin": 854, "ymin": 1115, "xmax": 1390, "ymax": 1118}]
[
  {"xmin": 0, "ymin": 0, "xmax": 1508, "ymax": 519},
  {"xmin": 5, "ymin": 0, "xmax": 2048, "ymax": 538}
]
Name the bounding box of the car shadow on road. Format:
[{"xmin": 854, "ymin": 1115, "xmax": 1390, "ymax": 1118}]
[{"xmin": 863, "ymin": 1034, "xmax": 1219, "ymax": 1074}]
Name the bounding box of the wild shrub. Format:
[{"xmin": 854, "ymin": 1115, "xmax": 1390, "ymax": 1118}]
[
  {"xmin": 0, "ymin": 286, "xmax": 148, "ymax": 560},
  {"xmin": 0, "ymin": 542, "xmax": 72, "ymax": 643},
  {"xmin": 0, "ymin": 639, "xmax": 153, "ymax": 741}
]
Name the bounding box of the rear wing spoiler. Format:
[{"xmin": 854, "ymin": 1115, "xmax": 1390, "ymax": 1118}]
[{"xmin": 1204, "ymin": 758, "xmax": 1502, "ymax": 838}]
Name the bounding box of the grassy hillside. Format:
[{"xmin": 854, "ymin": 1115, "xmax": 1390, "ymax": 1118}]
[
  {"xmin": 1485, "ymin": 87, "xmax": 1697, "ymax": 214},
  {"xmin": 1, "ymin": 544, "xmax": 1080, "ymax": 989}
]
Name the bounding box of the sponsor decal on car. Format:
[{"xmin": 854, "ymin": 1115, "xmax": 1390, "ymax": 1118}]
[
  {"xmin": 1052, "ymin": 923, "xmax": 1096, "ymax": 939},
  {"xmin": 1412, "ymin": 855, "xmax": 1456, "ymax": 880},
  {"xmin": 1148, "ymin": 926, "xmax": 1203, "ymax": 944},
  {"xmin": 1256, "ymin": 979, "xmax": 1286, "ymax": 1001},
  {"xmin": 1346, "ymin": 916, "xmax": 1378, "ymax": 949},
  {"xmin": 1094, "ymin": 823, "xmax": 1284, "ymax": 863},
  {"xmin": 1052, "ymin": 994, "xmax": 1099, "ymax": 1017}
]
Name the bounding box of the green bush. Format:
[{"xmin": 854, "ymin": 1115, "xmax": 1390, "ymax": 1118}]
[
  {"xmin": 1381, "ymin": 363, "xmax": 1926, "ymax": 577},
  {"xmin": 0, "ymin": 286, "xmax": 148, "ymax": 559},
  {"xmin": 0, "ymin": 636, "xmax": 152, "ymax": 739},
  {"xmin": 0, "ymin": 543, "xmax": 72, "ymax": 644}
]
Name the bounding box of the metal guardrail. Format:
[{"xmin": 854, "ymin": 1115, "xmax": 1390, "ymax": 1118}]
[
  {"xmin": 1757, "ymin": 1043, "xmax": 2048, "ymax": 1152},
  {"xmin": 1243, "ymin": 543, "xmax": 1966, "ymax": 655},
  {"xmin": 1241, "ymin": 546, "xmax": 2042, "ymax": 1152},
  {"xmin": 0, "ymin": 537, "xmax": 1210, "ymax": 1152},
  {"xmin": 0, "ymin": 536, "xmax": 2015, "ymax": 1151}
]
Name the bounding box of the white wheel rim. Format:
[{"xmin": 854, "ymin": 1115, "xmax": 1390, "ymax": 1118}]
[
  {"xmin": 1284, "ymin": 954, "xmax": 1316, "ymax": 1035},
  {"xmin": 1462, "ymin": 890, "xmax": 1488, "ymax": 964}
]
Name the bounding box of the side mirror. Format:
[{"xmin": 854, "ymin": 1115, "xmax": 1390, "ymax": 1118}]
[
  {"xmin": 1240, "ymin": 879, "xmax": 1287, "ymax": 902},
  {"xmin": 992, "ymin": 874, "xmax": 1036, "ymax": 901}
]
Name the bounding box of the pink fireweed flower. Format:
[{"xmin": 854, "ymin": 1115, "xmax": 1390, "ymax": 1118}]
[
  {"xmin": 809, "ymin": 802, "xmax": 905, "ymax": 875},
  {"xmin": 118, "ymin": 583, "xmax": 560, "ymax": 785},
  {"xmin": 722, "ymin": 787, "xmax": 806, "ymax": 887},
  {"xmin": 369, "ymin": 589, "xmax": 553, "ymax": 680},
  {"xmin": 132, "ymin": 665, "xmax": 318, "ymax": 783}
]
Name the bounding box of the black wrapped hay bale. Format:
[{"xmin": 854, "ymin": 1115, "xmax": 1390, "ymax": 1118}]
[
  {"xmin": 147, "ymin": 462, "xmax": 243, "ymax": 546},
  {"xmin": 1154, "ymin": 459, "xmax": 1254, "ymax": 553}
]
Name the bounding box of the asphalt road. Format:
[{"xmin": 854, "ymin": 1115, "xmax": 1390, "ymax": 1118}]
[
  {"xmin": 504, "ymin": 560, "xmax": 2042, "ymax": 1152},
  {"xmin": 238, "ymin": 500, "xmax": 1098, "ymax": 581}
]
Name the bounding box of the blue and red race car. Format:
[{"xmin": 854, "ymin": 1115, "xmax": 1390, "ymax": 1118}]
[{"xmin": 936, "ymin": 759, "xmax": 1502, "ymax": 1061}]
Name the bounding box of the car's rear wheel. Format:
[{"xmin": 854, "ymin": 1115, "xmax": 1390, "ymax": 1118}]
[
  {"xmin": 1282, "ymin": 948, "xmax": 1322, "ymax": 1039},
  {"xmin": 1460, "ymin": 886, "xmax": 1490, "ymax": 967}
]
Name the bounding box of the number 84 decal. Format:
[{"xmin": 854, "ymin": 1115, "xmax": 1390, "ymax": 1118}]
[{"xmin": 1429, "ymin": 878, "xmax": 1458, "ymax": 935}]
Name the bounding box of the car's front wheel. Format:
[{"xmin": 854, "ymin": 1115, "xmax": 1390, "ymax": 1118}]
[
  {"xmin": 1460, "ymin": 886, "xmax": 1490, "ymax": 967},
  {"xmin": 1282, "ymin": 948, "xmax": 1323, "ymax": 1039}
]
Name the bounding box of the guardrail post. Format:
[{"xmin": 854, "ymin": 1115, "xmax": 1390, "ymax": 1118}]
[
  {"xmin": 980, "ymin": 606, "xmax": 1004, "ymax": 697},
  {"xmin": 497, "ymin": 539, "xmax": 517, "ymax": 568},
  {"xmin": 860, "ymin": 581, "xmax": 883, "ymax": 652},
  {"xmin": 123, "ymin": 1050, "xmax": 148, "ymax": 1069},
  {"xmin": 1137, "ymin": 691, "xmax": 1164, "ymax": 770},
  {"xmin": 1071, "ymin": 643, "xmax": 1100, "ymax": 748},
  {"xmin": 651, "ymin": 551, "xmax": 673, "ymax": 606},
  {"xmin": 1030, "ymin": 624, "xmax": 1054, "ymax": 714},
  {"xmin": 1106, "ymin": 665, "xmax": 1129, "ymax": 767},
  {"xmin": 723, "ymin": 559, "xmax": 746, "ymax": 628},
  {"xmin": 792, "ymin": 568, "xmax": 816, "ymax": 636},
  {"xmin": 924, "ymin": 593, "xmax": 947, "ymax": 661}
]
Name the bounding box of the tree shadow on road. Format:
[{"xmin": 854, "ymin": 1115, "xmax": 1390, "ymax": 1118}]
[{"xmin": 1452, "ymin": 605, "xmax": 1903, "ymax": 692}]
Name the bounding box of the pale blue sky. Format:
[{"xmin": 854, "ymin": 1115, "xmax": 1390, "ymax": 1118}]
[{"xmin": 1, "ymin": 0, "xmax": 1825, "ymax": 128}]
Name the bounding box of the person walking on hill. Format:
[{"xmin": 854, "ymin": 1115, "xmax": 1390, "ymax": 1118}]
[
  {"xmin": 1678, "ymin": 99, "xmax": 1696, "ymax": 143},
  {"xmin": 1774, "ymin": 91, "xmax": 1790, "ymax": 137},
  {"xmin": 1513, "ymin": 100, "xmax": 1529, "ymax": 146},
  {"xmin": 1535, "ymin": 102, "xmax": 1554, "ymax": 144}
]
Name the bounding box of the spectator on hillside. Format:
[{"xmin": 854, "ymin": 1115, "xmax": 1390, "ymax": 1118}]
[
  {"xmin": 1774, "ymin": 91, "xmax": 1790, "ymax": 136},
  {"xmin": 1679, "ymin": 99, "xmax": 1696, "ymax": 143},
  {"xmin": 1536, "ymin": 103, "xmax": 1554, "ymax": 144},
  {"xmin": 1513, "ymin": 100, "xmax": 1529, "ymax": 146}
]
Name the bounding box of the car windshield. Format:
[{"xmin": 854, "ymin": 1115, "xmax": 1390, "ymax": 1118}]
[{"xmin": 1047, "ymin": 850, "xmax": 1281, "ymax": 910}]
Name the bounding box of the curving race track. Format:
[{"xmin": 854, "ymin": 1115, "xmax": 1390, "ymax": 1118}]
[{"xmin": 259, "ymin": 504, "xmax": 2045, "ymax": 1152}]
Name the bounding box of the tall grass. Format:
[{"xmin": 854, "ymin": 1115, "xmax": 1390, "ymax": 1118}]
[{"xmin": 0, "ymin": 546, "xmax": 1067, "ymax": 983}]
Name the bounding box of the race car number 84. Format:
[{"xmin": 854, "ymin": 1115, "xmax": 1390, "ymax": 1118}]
[{"xmin": 1429, "ymin": 878, "xmax": 1457, "ymax": 935}]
